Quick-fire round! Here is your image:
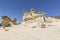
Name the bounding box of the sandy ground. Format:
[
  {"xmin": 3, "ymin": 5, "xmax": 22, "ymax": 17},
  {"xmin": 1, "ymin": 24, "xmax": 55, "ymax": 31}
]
[{"xmin": 0, "ymin": 19, "xmax": 60, "ymax": 40}]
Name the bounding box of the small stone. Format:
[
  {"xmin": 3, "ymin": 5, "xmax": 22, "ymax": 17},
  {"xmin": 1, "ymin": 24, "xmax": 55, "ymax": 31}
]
[
  {"xmin": 5, "ymin": 29, "xmax": 9, "ymax": 31},
  {"xmin": 41, "ymin": 23, "xmax": 46, "ymax": 28},
  {"xmin": 32, "ymin": 26, "xmax": 36, "ymax": 28}
]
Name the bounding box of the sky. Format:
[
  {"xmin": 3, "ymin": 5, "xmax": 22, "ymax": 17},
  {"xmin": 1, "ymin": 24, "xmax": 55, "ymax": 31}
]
[{"xmin": 0, "ymin": 0, "xmax": 60, "ymax": 23}]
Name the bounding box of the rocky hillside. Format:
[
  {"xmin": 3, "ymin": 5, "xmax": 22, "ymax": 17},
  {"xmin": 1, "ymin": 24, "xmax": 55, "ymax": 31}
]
[
  {"xmin": 51, "ymin": 15, "xmax": 60, "ymax": 19},
  {"xmin": 0, "ymin": 17, "xmax": 60, "ymax": 40}
]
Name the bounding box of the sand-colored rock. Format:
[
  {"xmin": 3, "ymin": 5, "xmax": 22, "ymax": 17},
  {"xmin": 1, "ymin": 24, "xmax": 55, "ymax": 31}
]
[
  {"xmin": 12, "ymin": 18, "xmax": 17, "ymax": 25},
  {"xmin": 23, "ymin": 8, "xmax": 45, "ymax": 22},
  {"xmin": 2, "ymin": 16, "xmax": 17, "ymax": 29}
]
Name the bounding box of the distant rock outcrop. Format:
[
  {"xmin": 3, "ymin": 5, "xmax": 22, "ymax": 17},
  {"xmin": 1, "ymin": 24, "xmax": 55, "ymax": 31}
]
[
  {"xmin": 23, "ymin": 8, "xmax": 45, "ymax": 22},
  {"xmin": 51, "ymin": 15, "xmax": 60, "ymax": 19},
  {"xmin": 1, "ymin": 16, "xmax": 17, "ymax": 29}
]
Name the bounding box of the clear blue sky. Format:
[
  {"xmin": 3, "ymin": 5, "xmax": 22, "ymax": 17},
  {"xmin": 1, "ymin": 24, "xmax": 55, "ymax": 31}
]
[{"xmin": 0, "ymin": 0, "xmax": 60, "ymax": 23}]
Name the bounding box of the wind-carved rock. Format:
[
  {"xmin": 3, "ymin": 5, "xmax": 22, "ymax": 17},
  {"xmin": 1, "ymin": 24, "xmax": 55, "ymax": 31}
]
[
  {"xmin": 34, "ymin": 12, "xmax": 45, "ymax": 18},
  {"xmin": 23, "ymin": 11, "xmax": 30, "ymax": 21},
  {"xmin": 29, "ymin": 8, "xmax": 36, "ymax": 17},
  {"xmin": 23, "ymin": 8, "xmax": 36, "ymax": 22},
  {"xmin": 2, "ymin": 16, "xmax": 17, "ymax": 29},
  {"xmin": 39, "ymin": 12, "xmax": 45, "ymax": 17},
  {"xmin": 2, "ymin": 16, "xmax": 11, "ymax": 29},
  {"xmin": 23, "ymin": 8, "xmax": 45, "ymax": 22},
  {"xmin": 12, "ymin": 18, "xmax": 17, "ymax": 25}
]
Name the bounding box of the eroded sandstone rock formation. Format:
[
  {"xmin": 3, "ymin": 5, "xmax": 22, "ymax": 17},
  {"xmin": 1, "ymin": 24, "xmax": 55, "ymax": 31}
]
[
  {"xmin": 2, "ymin": 16, "xmax": 17, "ymax": 29},
  {"xmin": 23, "ymin": 8, "xmax": 45, "ymax": 22}
]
